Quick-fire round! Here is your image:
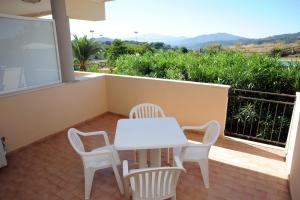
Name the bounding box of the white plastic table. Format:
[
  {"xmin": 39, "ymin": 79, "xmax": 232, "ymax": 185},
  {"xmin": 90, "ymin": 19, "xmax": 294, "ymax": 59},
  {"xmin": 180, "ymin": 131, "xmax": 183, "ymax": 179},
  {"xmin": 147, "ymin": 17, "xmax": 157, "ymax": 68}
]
[{"xmin": 114, "ymin": 117, "xmax": 187, "ymax": 168}]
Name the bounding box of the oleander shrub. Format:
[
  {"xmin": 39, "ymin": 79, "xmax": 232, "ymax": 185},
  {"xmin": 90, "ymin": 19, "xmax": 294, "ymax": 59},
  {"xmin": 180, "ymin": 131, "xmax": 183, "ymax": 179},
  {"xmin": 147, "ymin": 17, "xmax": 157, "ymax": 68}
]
[{"xmin": 115, "ymin": 50, "xmax": 300, "ymax": 94}]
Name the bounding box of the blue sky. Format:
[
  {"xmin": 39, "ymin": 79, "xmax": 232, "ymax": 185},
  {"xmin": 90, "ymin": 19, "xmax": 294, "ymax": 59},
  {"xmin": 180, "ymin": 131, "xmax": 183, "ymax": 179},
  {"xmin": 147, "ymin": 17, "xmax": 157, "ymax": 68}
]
[{"xmin": 68, "ymin": 0, "xmax": 300, "ymax": 39}]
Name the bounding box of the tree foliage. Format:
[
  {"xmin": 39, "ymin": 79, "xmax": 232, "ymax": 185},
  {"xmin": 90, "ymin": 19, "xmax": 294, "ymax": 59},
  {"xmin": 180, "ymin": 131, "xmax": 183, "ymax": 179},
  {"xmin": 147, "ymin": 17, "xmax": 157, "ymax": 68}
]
[
  {"xmin": 149, "ymin": 42, "xmax": 172, "ymax": 50},
  {"xmin": 106, "ymin": 40, "xmax": 156, "ymax": 70},
  {"xmin": 71, "ymin": 35, "xmax": 101, "ymax": 71},
  {"xmin": 106, "ymin": 39, "xmax": 129, "ymax": 70}
]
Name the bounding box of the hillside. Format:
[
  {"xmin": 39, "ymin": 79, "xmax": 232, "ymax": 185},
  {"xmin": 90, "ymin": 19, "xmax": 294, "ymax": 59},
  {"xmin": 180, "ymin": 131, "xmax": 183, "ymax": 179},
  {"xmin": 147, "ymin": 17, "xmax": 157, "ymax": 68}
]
[
  {"xmin": 177, "ymin": 32, "xmax": 300, "ymax": 50},
  {"xmin": 244, "ymin": 32, "xmax": 300, "ymax": 45},
  {"xmin": 95, "ymin": 32, "xmax": 300, "ymax": 50},
  {"xmin": 226, "ymin": 41, "xmax": 300, "ymax": 57},
  {"xmin": 174, "ymin": 33, "xmax": 247, "ymax": 49}
]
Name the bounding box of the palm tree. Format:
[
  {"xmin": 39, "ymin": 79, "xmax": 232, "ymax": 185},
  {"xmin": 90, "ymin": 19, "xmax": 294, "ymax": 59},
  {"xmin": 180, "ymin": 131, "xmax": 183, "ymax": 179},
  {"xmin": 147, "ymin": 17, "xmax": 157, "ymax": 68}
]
[{"xmin": 71, "ymin": 35, "xmax": 101, "ymax": 71}]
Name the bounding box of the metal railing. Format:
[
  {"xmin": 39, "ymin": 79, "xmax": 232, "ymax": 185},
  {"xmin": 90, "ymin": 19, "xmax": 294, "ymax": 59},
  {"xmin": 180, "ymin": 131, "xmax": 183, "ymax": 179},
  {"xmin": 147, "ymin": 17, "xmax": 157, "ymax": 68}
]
[{"xmin": 225, "ymin": 89, "xmax": 296, "ymax": 147}]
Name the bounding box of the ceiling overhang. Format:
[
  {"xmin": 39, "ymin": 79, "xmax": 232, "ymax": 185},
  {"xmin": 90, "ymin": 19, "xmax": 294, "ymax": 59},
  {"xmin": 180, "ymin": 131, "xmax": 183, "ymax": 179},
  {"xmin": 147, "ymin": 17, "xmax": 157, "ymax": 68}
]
[{"xmin": 0, "ymin": 0, "xmax": 111, "ymax": 21}]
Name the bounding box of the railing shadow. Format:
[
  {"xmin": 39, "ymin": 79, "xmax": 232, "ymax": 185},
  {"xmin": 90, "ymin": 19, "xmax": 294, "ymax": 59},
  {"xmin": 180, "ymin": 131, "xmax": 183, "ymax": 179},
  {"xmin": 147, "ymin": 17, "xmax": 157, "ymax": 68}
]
[
  {"xmin": 176, "ymin": 159, "xmax": 290, "ymax": 200},
  {"xmin": 186, "ymin": 131, "xmax": 286, "ymax": 162}
]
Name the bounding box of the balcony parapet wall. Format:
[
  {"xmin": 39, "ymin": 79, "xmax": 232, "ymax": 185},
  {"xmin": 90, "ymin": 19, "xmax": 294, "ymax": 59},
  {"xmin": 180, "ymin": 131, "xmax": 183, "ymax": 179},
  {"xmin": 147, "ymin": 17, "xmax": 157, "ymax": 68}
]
[{"xmin": 0, "ymin": 72, "xmax": 230, "ymax": 152}]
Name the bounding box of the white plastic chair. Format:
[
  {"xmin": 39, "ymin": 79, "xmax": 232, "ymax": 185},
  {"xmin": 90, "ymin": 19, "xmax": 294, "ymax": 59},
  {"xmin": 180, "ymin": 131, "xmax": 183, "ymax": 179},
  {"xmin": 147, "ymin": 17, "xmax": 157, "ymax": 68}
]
[
  {"xmin": 129, "ymin": 103, "xmax": 170, "ymax": 164},
  {"xmin": 173, "ymin": 120, "xmax": 220, "ymax": 188},
  {"xmin": 129, "ymin": 103, "xmax": 166, "ymax": 119},
  {"xmin": 67, "ymin": 128, "xmax": 124, "ymax": 200},
  {"xmin": 123, "ymin": 156, "xmax": 185, "ymax": 200}
]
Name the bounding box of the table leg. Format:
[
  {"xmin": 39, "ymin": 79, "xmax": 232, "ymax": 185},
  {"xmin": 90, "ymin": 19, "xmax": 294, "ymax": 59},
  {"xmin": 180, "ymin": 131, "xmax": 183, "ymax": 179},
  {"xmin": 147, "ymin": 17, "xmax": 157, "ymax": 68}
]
[
  {"xmin": 137, "ymin": 150, "xmax": 148, "ymax": 168},
  {"xmin": 150, "ymin": 149, "xmax": 161, "ymax": 167}
]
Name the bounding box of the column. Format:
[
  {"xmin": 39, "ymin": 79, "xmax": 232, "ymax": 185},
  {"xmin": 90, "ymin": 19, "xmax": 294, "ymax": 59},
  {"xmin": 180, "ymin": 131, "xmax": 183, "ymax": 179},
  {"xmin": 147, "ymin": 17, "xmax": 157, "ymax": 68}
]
[{"xmin": 50, "ymin": 0, "xmax": 75, "ymax": 82}]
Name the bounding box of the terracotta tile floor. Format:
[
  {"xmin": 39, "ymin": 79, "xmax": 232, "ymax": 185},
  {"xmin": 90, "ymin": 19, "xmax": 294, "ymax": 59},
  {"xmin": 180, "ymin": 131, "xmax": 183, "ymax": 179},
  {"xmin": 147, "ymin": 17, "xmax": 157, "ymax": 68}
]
[{"xmin": 0, "ymin": 113, "xmax": 290, "ymax": 200}]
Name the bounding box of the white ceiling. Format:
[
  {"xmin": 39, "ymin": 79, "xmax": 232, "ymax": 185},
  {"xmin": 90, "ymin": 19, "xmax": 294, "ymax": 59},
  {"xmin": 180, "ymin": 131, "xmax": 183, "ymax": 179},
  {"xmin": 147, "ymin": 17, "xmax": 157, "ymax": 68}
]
[{"xmin": 0, "ymin": 0, "xmax": 52, "ymax": 17}]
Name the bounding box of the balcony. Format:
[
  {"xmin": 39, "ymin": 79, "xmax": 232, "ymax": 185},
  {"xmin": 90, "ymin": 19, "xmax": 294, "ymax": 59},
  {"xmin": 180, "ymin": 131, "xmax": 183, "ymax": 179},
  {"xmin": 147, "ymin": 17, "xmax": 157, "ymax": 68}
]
[
  {"xmin": 0, "ymin": 72, "xmax": 294, "ymax": 199},
  {"xmin": 0, "ymin": 112, "xmax": 290, "ymax": 200}
]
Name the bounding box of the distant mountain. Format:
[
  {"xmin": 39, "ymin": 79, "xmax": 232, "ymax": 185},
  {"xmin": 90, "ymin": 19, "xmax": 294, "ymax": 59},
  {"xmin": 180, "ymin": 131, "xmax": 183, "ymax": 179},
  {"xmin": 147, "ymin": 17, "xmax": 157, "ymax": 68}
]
[
  {"xmin": 125, "ymin": 33, "xmax": 187, "ymax": 43},
  {"xmin": 124, "ymin": 33, "xmax": 248, "ymax": 49},
  {"xmin": 178, "ymin": 32, "xmax": 300, "ymax": 49},
  {"xmin": 95, "ymin": 32, "xmax": 300, "ymax": 50},
  {"xmin": 95, "ymin": 37, "xmax": 113, "ymax": 43},
  {"xmin": 174, "ymin": 33, "xmax": 248, "ymax": 49}
]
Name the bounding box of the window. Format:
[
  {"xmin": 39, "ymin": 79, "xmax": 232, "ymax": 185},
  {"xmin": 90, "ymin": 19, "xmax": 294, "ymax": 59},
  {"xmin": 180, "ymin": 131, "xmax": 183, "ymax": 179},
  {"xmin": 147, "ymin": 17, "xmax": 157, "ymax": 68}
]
[{"xmin": 0, "ymin": 14, "xmax": 61, "ymax": 95}]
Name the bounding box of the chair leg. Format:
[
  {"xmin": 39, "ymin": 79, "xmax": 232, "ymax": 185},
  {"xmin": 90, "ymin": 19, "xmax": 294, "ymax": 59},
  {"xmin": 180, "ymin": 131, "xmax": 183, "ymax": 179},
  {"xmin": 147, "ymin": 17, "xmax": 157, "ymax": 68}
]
[
  {"xmin": 133, "ymin": 150, "xmax": 137, "ymax": 163},
  {"xmin": 167, "ymin": 148, "xmax": 170, "ymax": 164},
  {"xmin": 198, "ymin": 159, "xmax": 209, "ymax": 188},
  {"xmin": 124, "ymin": 179, "xmax": 131, "ymax": 199},
  {"xmin": 84, "ymin": 168, "xmax": 95, "ymax": 200},
  {"xmin": 171, "ymin": 194, "xmax": 176, "ymax": 200},
  {"xmin": 112, "ymin": 164, "xmax": 124, "ymax": 194}
]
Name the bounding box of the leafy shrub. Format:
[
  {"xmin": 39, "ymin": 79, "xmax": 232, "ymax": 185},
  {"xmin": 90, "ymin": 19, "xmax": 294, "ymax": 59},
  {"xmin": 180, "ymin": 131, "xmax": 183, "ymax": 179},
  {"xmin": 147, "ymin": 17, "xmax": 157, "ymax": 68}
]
[
  {"xmin": 270, "ymin": 47, "xmax": 283, "ymax": 57},
  {"xmin": 115, "ymin": 50, "xmax": 300, "ymax": 94},
  {"xmin": 86, "ymin": 65, "xmax": 99, "ymax": 73},
  {"xmin": 106, "ymin": 39, "xmax": 129, "ymax": 71},
  {"xmin": 200, "ymin": 43, "xmax": 223, "ymax": 54}
]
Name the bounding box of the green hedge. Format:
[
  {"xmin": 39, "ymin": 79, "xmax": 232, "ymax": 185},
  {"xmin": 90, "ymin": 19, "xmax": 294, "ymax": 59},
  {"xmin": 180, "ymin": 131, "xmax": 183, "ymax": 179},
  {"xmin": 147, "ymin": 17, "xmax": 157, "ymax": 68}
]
[{"xmin": 115, "ymin": 50, "xmax": 300, "ymax": 94}]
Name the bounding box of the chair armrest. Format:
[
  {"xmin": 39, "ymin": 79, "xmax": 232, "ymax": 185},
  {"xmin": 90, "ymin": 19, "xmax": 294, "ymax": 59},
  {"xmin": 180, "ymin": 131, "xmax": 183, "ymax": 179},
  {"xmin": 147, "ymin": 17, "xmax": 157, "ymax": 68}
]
[
  {"xmin": 181, "ymin": 124, "xmax": 209, "ymax": 131},
  {"xmin": 75, "ymin": 129, "xmax": 110, "ymax": 146},
  {"xmin": 173, "ymin": 156, "xmax": 186, "ymax": 172},
  {"xmin": 187, "ymin": 143, "xmax": 211, "ymax": 148},
  {"xmin": 80, "ymin": 148, "xmax": 112, "ymax": 157}
]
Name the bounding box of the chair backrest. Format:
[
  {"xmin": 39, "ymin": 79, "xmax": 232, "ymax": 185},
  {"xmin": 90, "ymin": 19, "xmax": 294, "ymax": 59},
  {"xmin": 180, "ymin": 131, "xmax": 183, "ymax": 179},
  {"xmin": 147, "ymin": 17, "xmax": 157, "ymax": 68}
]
[
  {"xmin": 203, "ymin": 120, "xmax": 221, "ymax": 145},
  {"xmin": 129, "ymin": 103, "xmax": 166, "ymax": 119},
  {"xmin": 126, "ymin": 167, "xmax": 183, "ymax": 200},
  {"xmin": 67, "ymin": 128, "xmax": 85, "ymax": 154}
]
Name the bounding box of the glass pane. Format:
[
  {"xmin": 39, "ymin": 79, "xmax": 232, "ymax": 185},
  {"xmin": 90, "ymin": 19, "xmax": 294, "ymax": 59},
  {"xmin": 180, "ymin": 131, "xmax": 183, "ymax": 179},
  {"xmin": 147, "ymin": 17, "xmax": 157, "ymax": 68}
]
[{"xmin": 0, "ymin": 16, "xmax": 61, "ymax": 94}]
